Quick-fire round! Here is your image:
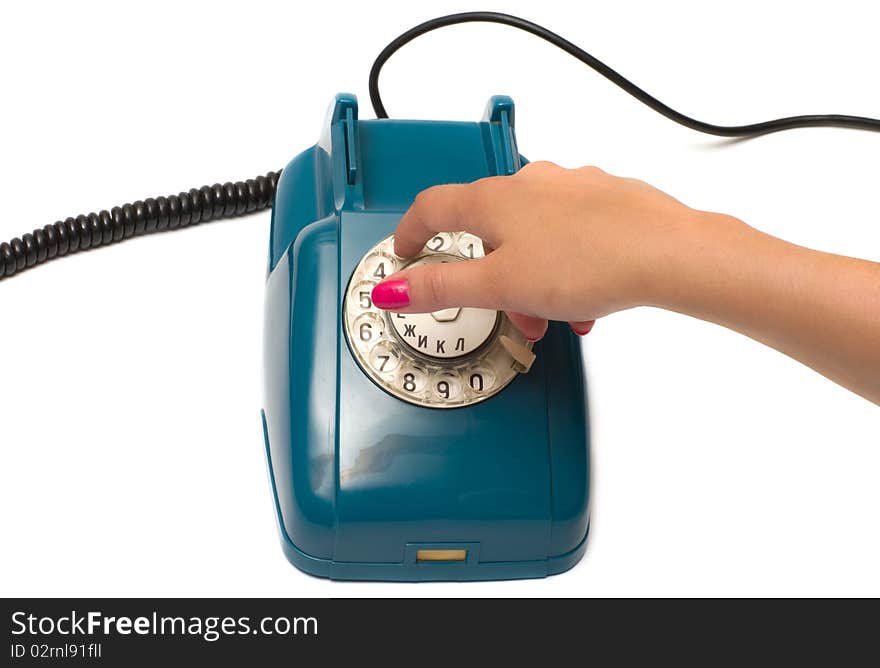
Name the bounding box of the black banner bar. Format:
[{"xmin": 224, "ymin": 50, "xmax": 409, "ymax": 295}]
[{"xmin": 2, "ymin": 599, "xmax": 875, "ymax": 664}]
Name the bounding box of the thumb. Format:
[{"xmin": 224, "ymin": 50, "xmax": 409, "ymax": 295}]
[{"xmin": 371, "ymin": 257, "xmax": 501, "ymax": 313}]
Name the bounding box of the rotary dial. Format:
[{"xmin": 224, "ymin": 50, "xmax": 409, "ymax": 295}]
[{"xmin": 343, "ymin": 232, "xmax": 535, "ymax": 408}]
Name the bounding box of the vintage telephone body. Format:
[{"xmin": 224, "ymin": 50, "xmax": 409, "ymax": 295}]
[{"xmin": 262, "ymin": 94, "xmax": 591, "ymax": 581}]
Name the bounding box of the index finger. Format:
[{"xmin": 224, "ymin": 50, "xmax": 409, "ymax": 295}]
[{"xmin": 393, "ymin": 180, "xmax": 503, "ymax": 257}]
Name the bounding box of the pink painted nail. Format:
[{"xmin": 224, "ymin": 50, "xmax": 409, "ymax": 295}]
[
  {"xmin": 371, "ymin": 279, "xmax": 410, "ymax": 309},
  {"xmin": 573, "ymin": 321, "xmax": 595, "ymax": 336}
]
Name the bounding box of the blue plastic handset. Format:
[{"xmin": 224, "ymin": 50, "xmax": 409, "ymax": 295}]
[{"xmin": 262, "ymin": 94, "xmax": 590, "ymax": 581}]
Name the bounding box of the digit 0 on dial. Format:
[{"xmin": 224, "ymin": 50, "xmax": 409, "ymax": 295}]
[{"xmin": 343, "ymin": 233, "xmax": 534, "ymax": 408}]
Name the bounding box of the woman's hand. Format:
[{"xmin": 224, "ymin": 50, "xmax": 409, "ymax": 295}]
[
  {"xmin": 371, "ymin": 160, "xmax": 712, "ymax": 340},
  {"xmin": 370, "ymin": 160, "xmax": 880, "ymax": 404}
]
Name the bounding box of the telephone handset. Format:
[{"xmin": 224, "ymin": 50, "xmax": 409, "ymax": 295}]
[
  {"xmin": 262, "ymin": 94, "xmax": 591, "ymax": 581},
  {"xmin": 344, "ymin": 233, "xmax": 534, "ymax": 408}
]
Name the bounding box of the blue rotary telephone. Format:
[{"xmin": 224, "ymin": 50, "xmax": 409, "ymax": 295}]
[
  {"xmin": 261, "ymin": 94, "xmax": 591, "ymax": 580},
  {"xmin": 2, "ymin": 12, "xmax": 875, "ymax": 583}
]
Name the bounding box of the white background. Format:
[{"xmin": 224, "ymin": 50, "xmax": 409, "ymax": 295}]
[{"xmin": 1, "ymin": 0, "xmax": 877, "ymax": 597}]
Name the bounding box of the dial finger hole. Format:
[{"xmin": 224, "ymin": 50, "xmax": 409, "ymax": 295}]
[
  {"xmin": 363, "ymin": 252, "xmax": 396, "ymax": 281},
  {"xmin": 431, "ymin": 369, "xmax": 462, "ymax": 402},
  {"xmin": 457, "ymin": 233, "xmax": 484, "ymax": 259},
  {"xmin": 465, "ymin": 366, "xmax": 496, "ymax": 394},
  {"xmin": 399, "ymin": 364, "xmax": 428, "ymax": 395},
  {"xmin": 349, "ymin": 280, "xmax": 377, "ymax": 312},
  {"xmin": 369, "ymin": 340, "xmax": 401, "ymax": 374},
  {"xmin": 425, "ymin": 232, "xmax": 452, "ymax": 253},
  {"xmin": 353, "ymin": 313, "xmax": 384, "ymax": 349}
]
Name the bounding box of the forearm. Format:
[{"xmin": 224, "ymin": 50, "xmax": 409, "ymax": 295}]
[{"xmin": 652, "ymin": 213, "xmax": 880, "ymax": 404}]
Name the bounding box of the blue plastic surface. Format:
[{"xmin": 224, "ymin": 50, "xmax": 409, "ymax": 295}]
[{"xmin": 262, "ymin": 94, "xmax": 591, "ymax": 581}]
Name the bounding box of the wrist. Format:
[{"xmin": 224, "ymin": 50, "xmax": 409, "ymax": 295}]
[{"xmin": 639, "ymin": 210, "xmax": 756, "ymax": 314}]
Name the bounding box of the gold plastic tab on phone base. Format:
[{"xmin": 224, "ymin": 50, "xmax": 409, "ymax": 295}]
[
  {"xmin": 499, "ymin": 335, "xmax": 536, "ymax": 374},
  {"xmin": 416, "ymin": 549, "xmax": 468, "ymax": 562}
]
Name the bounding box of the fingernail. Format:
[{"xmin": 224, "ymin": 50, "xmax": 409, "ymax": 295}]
[
  {"xmin": 573, "ymin": 321, "xmax": 595, "ymax": 336},
  {"xmin": 371, "ymin": 279, "xmax": 410, "ymax": 309},
  {"xmin": 526, "ymin": 335, "xmax": 541, "ymax": 342}
]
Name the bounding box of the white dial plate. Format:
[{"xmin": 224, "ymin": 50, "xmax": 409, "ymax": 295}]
[
  {"xmin": 343, "ymin": 232, "xmax": 532, "ymax": 409},
  {"xmin": 389, "ymin": 254, "xmax": 499, "ymax": 359}
]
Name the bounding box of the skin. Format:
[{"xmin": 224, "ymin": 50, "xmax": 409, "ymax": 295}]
[{"xmin": 372, "ymin": 161, "xmax": 880, "ymax": 405}]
